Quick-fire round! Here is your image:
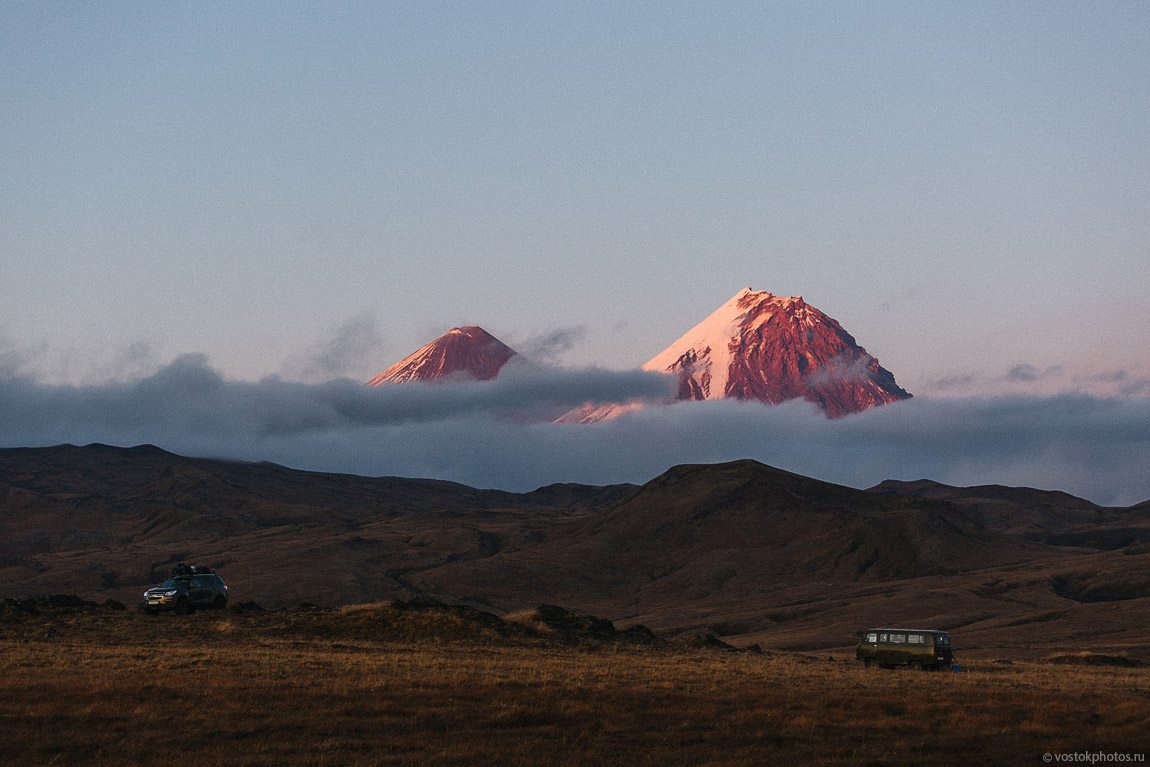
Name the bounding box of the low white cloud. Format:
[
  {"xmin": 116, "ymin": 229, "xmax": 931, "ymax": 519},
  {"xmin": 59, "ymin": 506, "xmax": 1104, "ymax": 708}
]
[{"xmin": 2, "ymin": 355, "xmax": 1149, "ymax": 506}]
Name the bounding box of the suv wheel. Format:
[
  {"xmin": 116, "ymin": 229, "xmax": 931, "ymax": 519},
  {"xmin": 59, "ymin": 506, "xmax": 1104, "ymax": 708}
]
[
  {"xmin": 212, "ymin": 596, "xmax": 227, "ymax": 611},
  {"xmin": 174, "ymin": 597, "xmax": 191, "ymax": 615}
]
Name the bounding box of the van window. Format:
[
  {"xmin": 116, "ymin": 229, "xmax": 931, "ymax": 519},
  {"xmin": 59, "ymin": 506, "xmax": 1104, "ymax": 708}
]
[
  {"xmin": 908, "ymin": 634, "xmax": 924, "ymax": 644},
  {"xmin": 879, "ymin": 633, "xmax": 888, "ymax": 643},
  {"xmin": 890, "ymin": 634, "xmax": 906, "ymax": 644},
  {"xmin": 866, "ymin": 633, "xmax": 878, "ymax": 643},
  {"xmin": 937, "ymin": 635, "xmax": 950, "ymax": 646}
]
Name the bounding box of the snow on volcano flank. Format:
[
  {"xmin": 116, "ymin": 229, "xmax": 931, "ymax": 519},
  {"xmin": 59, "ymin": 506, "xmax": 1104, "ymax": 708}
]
[
  {"xmin": 646, "ymin": 287, "xmax": 910, "ymax": 416},
  {"xmin": 561, "ymin": 287, "xmax": 910, "ymax": 422},
  {"xmin": 366, "ymin": 326, "xmax": 517, "ymax": 385}
]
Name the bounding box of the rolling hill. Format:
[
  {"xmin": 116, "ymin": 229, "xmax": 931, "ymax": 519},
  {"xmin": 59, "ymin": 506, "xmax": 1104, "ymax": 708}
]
[{"xmin": 3, "ymin": 443, "xmax": 1149, "ymax": 659}]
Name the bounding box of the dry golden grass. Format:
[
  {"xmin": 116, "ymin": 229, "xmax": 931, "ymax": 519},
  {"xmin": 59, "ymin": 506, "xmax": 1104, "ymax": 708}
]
[{"xmin": 1, "ymin": 610, "xmax": 1148, "ymax": 766}]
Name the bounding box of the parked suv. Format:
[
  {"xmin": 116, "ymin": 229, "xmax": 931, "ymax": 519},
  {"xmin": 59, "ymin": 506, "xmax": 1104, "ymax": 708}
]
[
  {"xmin": 856, "ymin": 628, "xmax": 954, "ymax": 670},
  {"xmin": 141, "ymin": 565, "xmax": 228, "ymax": 615}
]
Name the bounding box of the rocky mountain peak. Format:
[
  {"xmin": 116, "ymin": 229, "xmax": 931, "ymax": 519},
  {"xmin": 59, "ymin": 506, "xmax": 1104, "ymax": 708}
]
[
  {"xmin": 366, "ymin": 326, "xmax": 517, "ymax": 386},
  {"xmin": 642, "ymin": 287, "xmax": 910, "ymax": 416}
]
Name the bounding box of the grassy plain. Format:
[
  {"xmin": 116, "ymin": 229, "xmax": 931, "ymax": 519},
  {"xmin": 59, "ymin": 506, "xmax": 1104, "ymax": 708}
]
[{"xmin": 2, "ymin": 608, "xmax": 1148, "ymax": 766}]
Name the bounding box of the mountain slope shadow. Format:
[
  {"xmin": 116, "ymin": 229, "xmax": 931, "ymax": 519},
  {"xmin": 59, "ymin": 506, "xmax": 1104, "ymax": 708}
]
[
  {"xmin": 0, "ymin": 443, "xmax": 635, "ymax": 606},
  {"xmin": 415, "ymin": 459, "xmax": 1051, "ymax": 615}
]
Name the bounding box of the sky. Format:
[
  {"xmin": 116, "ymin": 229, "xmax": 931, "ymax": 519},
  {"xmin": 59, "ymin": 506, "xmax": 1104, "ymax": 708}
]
[{"xmin": 2, "ymin": 2, "xmax": 1149, "ymax": 503}]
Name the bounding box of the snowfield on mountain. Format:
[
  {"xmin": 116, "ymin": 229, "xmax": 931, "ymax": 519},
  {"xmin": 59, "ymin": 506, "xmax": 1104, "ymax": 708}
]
[{"xmin": 561, "ymin": 287, "xmax": 910, "ymax": 422}]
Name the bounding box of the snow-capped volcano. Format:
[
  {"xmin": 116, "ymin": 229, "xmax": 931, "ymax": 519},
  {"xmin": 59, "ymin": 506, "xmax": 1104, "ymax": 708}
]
[
  {"xmin": 561, "ymin": 287, "xmax": 909, "ymax": 421},
  {"xmin": 366, "ymin": 326, "xmax": 517, "ymax": 386},
  {"xmin": 645, "ymin": 287, "xmax": 910, "ymax": 416}
]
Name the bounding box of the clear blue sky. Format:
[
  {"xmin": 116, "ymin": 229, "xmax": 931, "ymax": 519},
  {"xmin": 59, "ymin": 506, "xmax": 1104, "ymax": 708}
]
[{"xmin": 3, "ymin": 1, "xmax": 1149, "ymax": 396}]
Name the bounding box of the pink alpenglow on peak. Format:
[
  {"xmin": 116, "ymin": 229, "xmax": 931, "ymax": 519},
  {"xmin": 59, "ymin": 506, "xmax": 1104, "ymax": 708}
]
[
  {"xmin": 562, "ymin": 287, "xmax": 911, "ymax": 422},
  {"xmin": 366, "ymin": 326, "xmax": 517, "ymax": 386}
]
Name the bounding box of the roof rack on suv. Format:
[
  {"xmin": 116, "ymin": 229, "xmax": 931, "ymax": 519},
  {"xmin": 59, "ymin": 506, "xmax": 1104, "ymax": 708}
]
[{"xmin": 171, "ymin": 563, "xmax": 215, "ymax": 578}]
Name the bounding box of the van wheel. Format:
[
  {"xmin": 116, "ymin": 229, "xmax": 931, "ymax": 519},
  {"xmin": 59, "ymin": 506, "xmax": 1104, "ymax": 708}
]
[
  {"xmin": 909, "ymin": 660, "xmax": 924, "ymax": 671},
  {"xmin": 863, "ymin": 657, "xmax": 875, "ymax": 668}
]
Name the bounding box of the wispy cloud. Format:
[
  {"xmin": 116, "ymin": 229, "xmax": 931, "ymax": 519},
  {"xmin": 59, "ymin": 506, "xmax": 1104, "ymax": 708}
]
[
  {"xmin": 1006, "ymin": 364, "xmax": 1039, "ymax": 382},
  {"xmin": 280, "ymin": 312, "xmax": 388, "ymax": 383},
  {"xmin": 0, "ymin": 331, "xmax": 161, "ymax": 385},
  {"xmin": 2, "ymin": 356, "xmax": 1148, "ymax": 506},
  {"xmin": 517, "ymin": 326, "xmax": 588, "ymax": 364},
  {"xmin": 1005, "ymin": 363, "xmax": 1063, "ymax": 383},
  {"xmin": 927, "ymin": 373, "xmax": 978, "ymax": 393},
  {"xmin": 1092, "ymin": 369, "xmax": 1150, "ymax": 397},
  {"xmin": 1121, "ymin": 379, "xmax": 1150, "ymax": 397}
]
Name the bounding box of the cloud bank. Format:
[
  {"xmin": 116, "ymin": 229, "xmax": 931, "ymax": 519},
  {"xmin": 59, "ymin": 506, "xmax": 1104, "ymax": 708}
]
[{"xmin": 2, "ymin": 355, "xmax": 1149, "ymax": 506}]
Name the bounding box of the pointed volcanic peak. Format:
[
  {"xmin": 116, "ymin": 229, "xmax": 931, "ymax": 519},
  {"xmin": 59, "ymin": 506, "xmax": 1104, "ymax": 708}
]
[
  {"xmin": 642, "ymin": 287, "xmax": 910, "ymax": 417},
  {"xmin": 367, "ymin": 326, "xmax": 517, "ymax": 386}
]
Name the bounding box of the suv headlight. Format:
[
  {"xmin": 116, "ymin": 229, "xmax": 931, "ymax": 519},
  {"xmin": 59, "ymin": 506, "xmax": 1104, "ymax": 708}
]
[{"xmin": 164, "ymin": 590, "xmax": 178, "ymax": 596}]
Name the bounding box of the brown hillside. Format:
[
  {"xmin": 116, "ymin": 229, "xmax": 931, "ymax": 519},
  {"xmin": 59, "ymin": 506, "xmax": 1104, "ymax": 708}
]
[
  {"xmin": 415, "ymin": 459, "xmax": 1052, "ymax": 613},
  {"xmin": 869, "ymin": 478, "xmax": 1150, "ymax": 549},
  {"xmin": 4, "ymin": 445, "xmax": 1150, "ymax": 659},
  {"xmin": 0, "ymin": 443, "xmax": 631, "ymax": 608}
]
